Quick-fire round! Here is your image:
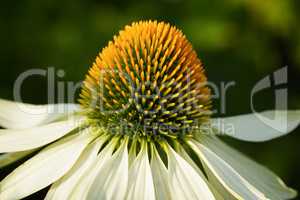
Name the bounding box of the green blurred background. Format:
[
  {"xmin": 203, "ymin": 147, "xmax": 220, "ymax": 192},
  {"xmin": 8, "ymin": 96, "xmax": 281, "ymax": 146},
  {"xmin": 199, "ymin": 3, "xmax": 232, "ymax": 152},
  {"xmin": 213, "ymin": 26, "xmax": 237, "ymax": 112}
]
[{"xmin": 0, "ymin": 0, "xmax": 299, "ymax": 199}]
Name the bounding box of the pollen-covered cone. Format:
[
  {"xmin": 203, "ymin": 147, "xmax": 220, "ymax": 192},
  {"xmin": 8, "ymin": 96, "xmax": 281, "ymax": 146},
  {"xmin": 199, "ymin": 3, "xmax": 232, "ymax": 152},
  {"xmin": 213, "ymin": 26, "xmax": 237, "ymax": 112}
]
[{"xmin": 0, "ymin": 20, "xmax": 299, "ymax": 200}]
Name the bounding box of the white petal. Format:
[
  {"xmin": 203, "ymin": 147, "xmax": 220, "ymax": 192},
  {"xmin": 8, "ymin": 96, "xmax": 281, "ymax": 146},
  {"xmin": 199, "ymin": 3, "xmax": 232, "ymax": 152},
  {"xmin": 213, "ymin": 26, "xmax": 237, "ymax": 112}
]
[
  {"xmin": 0, "ymin": 129, "xmax": 95, "ymax": 200},
  {"xmin": 0, "ymin": 99, "xmax": 80, "ymax": 129},
  {"xmin": 211, "ymin": 110, "xmax": 300, "ymax": 142},
  {"xmin": 87, "ymin": 138, "xmax": 129, "ymax": 200},
  {"xmin": 166, "ymin": 145, "xmax": 215, "ymax": 200},
  {"xmin": 189, "ymin": 139, "xmax": 269, "ymax": 200},
  {"xmin": 0, "ymin": 117, "xmax": 84, "ymax": 153},
  {"xmin": 176, "ymin": 147, "xmax": 225, "ymax": 200},
  {"xmin": 69, "ymin": 138, "xmax": 117, "ymax": 200},
  {"xmin": 128, "ymin": 139, "xmax": 138, "ymax": 166},
  {"xmin": 191, "ymin": 135, "xmax": 297, "ymax": 200},
  {"xmin": 176, "ymin": 146, "xmax": 207, "ymax": 179},
  {"xmin": 126, "ymin": 143, "xmax": 155, "ymax": 200},
  {"xmin": 150, "ymin": 145, "xmax": 171, "ymax": 200},
  {"xmin": 0, "ymin": 149, "xmax": 36, "ymax": 169},
  {"xmin": 45, "ymin": 137, "xmax": 106, "ymax": 200}
]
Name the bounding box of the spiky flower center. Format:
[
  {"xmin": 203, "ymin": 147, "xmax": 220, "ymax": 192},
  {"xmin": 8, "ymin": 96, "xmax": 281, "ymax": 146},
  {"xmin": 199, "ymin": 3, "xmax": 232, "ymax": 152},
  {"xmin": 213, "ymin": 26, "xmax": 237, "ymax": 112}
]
[{"xmin": 79, "ymin": 21, "xmax": 211, "ymax": 139}]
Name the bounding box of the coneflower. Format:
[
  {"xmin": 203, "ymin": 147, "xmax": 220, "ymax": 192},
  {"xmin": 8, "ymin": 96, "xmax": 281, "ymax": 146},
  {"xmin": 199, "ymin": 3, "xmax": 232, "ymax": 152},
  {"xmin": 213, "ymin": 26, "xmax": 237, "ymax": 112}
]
[{"xmin": 0, "ymin": 20, "xmax": 298, "ymax": 200}]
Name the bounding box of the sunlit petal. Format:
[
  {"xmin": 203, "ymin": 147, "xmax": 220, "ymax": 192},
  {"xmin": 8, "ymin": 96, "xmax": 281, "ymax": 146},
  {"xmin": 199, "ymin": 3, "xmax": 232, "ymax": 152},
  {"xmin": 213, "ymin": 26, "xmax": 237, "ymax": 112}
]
[
  {"xmin": 211, "ymin": 110, "xmax": 300, "ymax": 142},
  {"xmin": 45, "ymin": 137, "xmax": 106, "ymax": 200},
  {"xmin": 69, "ymin": 138, "xmax": 117, "ymax": 200},
  {"xmin": 0, "ymin": 99, "xmax": 80, "ymax": 129},
  {"xmin": 0, "ymin": 117, "xmax": 84, "ymax": 153},
  {"xmin": 126, "ymin": 142, "xmax": 155, "ymax": 200},
  {"xmin": 166, "ymin": 144, "xmax": 215, "ymax": 200},
  {"xmin": 190, "ymin": 135, "xmax": 297, "ymax": 200},
  {"xmin": 0, "ymin": 129, "xmax": 95, "ymax": 200},
  {"xmin": 150, "ymin": 145, "xmax": 171, "ymax": 200},
  {"xmin": 87, "ymin": 138, "xmax": 128, "ymax": 200}
]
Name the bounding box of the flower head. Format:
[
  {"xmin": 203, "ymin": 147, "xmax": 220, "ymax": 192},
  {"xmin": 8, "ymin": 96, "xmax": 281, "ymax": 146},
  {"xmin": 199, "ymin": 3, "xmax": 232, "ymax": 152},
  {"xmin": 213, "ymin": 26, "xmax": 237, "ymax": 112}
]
[
  {"xmin": 0, "ymin": 20, "xmax": 298, "ymax": 200},
  {"xmin": 79, "ymin": 21, "xmax": 211, "ymax": 139}
]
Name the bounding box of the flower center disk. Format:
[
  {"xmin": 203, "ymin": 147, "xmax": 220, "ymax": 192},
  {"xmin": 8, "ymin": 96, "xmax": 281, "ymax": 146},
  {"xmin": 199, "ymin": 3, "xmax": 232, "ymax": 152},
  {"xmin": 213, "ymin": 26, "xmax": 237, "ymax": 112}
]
[{"xmin": 80, "ymin": 20, "xmax": 211, "ymax": 139}]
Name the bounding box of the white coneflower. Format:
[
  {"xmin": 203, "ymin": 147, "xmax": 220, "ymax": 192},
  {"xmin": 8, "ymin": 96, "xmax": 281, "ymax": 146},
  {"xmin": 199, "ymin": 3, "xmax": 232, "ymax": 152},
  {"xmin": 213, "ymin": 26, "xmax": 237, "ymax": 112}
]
[{"xmin": 0, "ymin": 20, "xmax": 299, "ymax": 200}]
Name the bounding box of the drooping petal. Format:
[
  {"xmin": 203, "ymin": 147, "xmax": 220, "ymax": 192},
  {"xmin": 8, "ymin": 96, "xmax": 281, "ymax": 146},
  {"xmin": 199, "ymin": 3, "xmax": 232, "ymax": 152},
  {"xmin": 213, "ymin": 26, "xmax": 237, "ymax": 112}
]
[
  {"xmin": 189, "ymin": 135, "xmax": 297, "ymax": 200},
  {"xmin": 87, "ymin": 137, "xmax": 129, "ymax": 200},
  {"xmin": 176, "ymin": 146, "xmax": 207, "ymax": 179},
  {"xmin": 211, "ymin": 110, "xmax": 300, "ymax": 142},
  {"xmin": 0, "ymin": 129, "xmax": 95, "ymax": 200},
  {"xmin": 69, "ymin": 138, "xmax": 117, "ymax": 200},
  {"xmin": 189, "ymin": 138, "xmax": 272, "ymax": 199},
  {"xmin": 0, "ymin": 117, "xmax": 84, "ymax": 153},
  {"xmin": 128, "ymin": 139, "xmax": 137, "ymax": 166},
  {"xmin": 150, "ymin": 145, "xmax": 171, "ymax": 200},
  {"xmin": 0, "ymin": 149, "xmax": 36, "ymax": 169},
  {"xmin": 126, "ymin": 142, "xmax": 155, "ymax": 200},
  {"xmin": 166, "ymin": 144, "xmax": 215, "ymax": 200},
  {"xmin": 45, "ymin": 137, "xmax": 106, "ymax": 200},
  {"xmin": 0, "ymin": 99, "xmax": 80, "ymax": 129},
  {"xmin": 151, "ymin": 146, "xmax": 171, "ymax": 200},
  {"xmin": 176, "ymin": 146, "xmax": 225, "ymax": 200}
]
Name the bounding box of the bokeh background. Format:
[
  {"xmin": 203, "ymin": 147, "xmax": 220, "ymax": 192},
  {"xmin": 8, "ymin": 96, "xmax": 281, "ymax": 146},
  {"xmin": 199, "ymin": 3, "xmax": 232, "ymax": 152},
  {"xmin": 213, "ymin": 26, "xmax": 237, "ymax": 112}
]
[{"xmin": 1, "ymin": 0, "xmax": 300, "ymax": 199}]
